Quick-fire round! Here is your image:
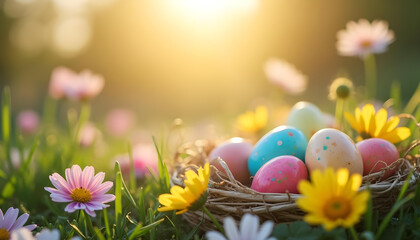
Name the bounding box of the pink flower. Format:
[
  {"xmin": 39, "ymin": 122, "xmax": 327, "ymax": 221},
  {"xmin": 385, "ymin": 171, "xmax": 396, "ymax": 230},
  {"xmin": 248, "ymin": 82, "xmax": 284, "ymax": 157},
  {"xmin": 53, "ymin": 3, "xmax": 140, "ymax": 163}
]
[
  {"xmin": 49, "ymin": 67, "xmax": 76, "ymax": 99},
  {"xmin": 0, "ymin": 207, "xmax": 36, "ymax": 239},
  {"xmin": 17, "ymin": 110, "xmax": 40, "ymax": 135},
  {"xmin": 48, "ymin": 67, "xmax": 104, "ymax": 101},
  {"xmin": 105, "ymin": 109, "xmax": 136, "ymax": 137},
  {"xmin": 337, "ymin": 19, "xmax": 394, "ymax": 58},
  {"xmin": 114, "ymin": 143, "xmax": 158, "ymax": 179},
  {"xmin": 264, "ymin": 58, "xmax": 307, "ymax": 95},
  {"xmin": 64, "ymin": 70, "xmax": 104, "ymax": 101},
  {"xmin": 44, "ymin": 165, "xmax": 115, "ymax": 217},
  {"xmin": 79, "ymin": 123, "xmax": 99, "ymax": 148}
]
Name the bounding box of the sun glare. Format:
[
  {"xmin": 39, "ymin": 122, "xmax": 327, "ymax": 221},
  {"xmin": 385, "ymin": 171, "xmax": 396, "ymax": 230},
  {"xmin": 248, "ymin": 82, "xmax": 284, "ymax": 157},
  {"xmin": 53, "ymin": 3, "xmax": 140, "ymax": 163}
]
[{"xmin": 170, "ymin": 0, "xmax": 258, "ymax": 21}]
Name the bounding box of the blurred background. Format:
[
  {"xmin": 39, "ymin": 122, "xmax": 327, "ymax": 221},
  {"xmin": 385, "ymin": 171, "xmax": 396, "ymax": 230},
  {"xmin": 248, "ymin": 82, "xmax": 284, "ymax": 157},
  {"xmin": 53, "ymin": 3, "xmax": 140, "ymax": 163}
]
[{"xmin": 0, "ymin": 0, "xmax": 419, "ymax": 128}]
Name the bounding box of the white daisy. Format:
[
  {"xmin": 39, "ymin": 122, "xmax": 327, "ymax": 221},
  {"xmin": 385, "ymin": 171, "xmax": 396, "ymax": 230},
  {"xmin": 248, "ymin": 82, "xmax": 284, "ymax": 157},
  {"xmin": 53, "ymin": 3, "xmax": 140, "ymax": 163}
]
[
  {"xmin": 264, "ymin": 58, "xmax": 307, "ymax": 95},
  {"xmin": 11, "ymin": 228, "xmax": 81, "ymax": 240},
  {"xmin": 206, "ymin": 214, "xmax": 277, "ymax": 240},
  {"xmin": 336, "ymin": 19, "xmax": 394, "ymax": 58}
]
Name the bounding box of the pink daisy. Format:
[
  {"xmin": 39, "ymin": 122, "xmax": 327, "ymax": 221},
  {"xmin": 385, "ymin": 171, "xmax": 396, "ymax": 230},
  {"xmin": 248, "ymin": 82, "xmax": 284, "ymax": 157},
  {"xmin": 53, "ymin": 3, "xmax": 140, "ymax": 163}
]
[
  {"xmin": 45, "ymin": 165, "xmax": 115, "ymax": 217},
  {"xmin": 336, "ymin": 19, "xmax": 394, "ymax": 58},
  {"xmin": 0, "ymin": 207, "xmax": 36, "ymax": 240}
]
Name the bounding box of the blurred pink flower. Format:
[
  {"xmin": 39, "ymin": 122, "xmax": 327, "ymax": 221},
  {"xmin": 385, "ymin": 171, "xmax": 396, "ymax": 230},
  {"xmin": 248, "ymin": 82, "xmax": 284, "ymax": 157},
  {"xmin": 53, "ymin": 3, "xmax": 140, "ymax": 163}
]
[
  {"xmin": 64, "ymin": 70, "xmax": 104, "ymax": 101},
  {"xmin": 0, "ymin": 207, "xmax": 36, "ymax": 239},
  {"xmin": 114, "ymin": 143, "xmax": 158, "ymax": 179},
  {"xmin": 17, "ymin": 110, "xmax": 40, "ymax": 135},
  {"xmin": 79, "ymin": 123, "xmax": 99, "ymax": 148},
  {"xmin": 48, "ymin": 67, "xmax": 104, "ymax": 101},
  {"xmin": 106, "ymin": 109, "xmax": 136, "ymax": 137},
  {"xmin": 45, "ymin": 165, "xmax": 115, "ymax": 217},
  {"xmin": 264, "ymin": 58, "xmax": 307, "ymax": 95},
  {"xmin": 49, "ymin": 67, "xmax": 75, "ymax": 99},
  {"xmin": 337, "ymin": 19, "xmax": 394, "ymax": 58}
]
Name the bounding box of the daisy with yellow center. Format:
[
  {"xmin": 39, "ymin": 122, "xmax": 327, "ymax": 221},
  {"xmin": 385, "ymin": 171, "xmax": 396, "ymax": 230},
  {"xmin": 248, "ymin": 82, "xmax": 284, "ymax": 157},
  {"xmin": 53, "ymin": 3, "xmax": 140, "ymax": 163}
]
[
  {"xmin": 236, "ymin": 105, "xmax": 268, "ymax": 134},
  {"xmin": 158, "ymin": 163, "xmax": 210, "ymax": 215},
  {"xmin": 345, "ymin": 104, "xmax": 411, "ymax": 143},
  {"xmin": 297, "ymin": 168, "xmax": 369, "ymax": 231}
]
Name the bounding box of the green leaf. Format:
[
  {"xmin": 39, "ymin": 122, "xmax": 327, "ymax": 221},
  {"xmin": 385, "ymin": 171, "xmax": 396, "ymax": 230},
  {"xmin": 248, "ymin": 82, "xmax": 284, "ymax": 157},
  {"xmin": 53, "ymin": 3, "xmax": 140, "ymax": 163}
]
[
  {"xmin": 128, "ymin": 218, "xmax": 164, "ymax": 240},
  {"xmin": 414, "ymin": 178, "xmax": 420, "ymax": 207}
]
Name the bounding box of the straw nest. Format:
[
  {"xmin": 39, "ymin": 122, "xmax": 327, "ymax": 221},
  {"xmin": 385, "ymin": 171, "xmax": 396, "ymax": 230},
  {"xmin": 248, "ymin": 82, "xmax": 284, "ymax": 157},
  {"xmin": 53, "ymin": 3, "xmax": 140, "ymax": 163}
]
[{"xmin": 171, "ymin": 124, "xmax": 420, "ymax": 231}]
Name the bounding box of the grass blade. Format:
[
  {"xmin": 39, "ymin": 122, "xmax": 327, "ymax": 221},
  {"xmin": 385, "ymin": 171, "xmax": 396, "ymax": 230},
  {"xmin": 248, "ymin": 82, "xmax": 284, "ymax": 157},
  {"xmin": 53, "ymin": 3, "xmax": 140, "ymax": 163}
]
[
  {"xmin": 128, "ymin": 142, "xmax": 137, "ymax": 193},
  {"xmin": 138, "ymin": 188, "xmax": 146, "ymax": 224},
  {"xmin": 114, "ymin": 162, "xmax": 123, "ymax": 236},
  {"xmin": 102, "ymin": 209, "xmax": 111, "ymax": 240},
  {"xmin": 2, "ymin": 87, "xmax": 12, "ymax": 171},
  {"xmin": 128, "ymin": 218, "xmax": 164, "ymax": 240},
  {"xmin": 364, "ymin": 187, "xmax": 373, "ymax": 231},
  {"xmin": 375, "ymin": 193, "xmax": 414, "ymax": 240}
]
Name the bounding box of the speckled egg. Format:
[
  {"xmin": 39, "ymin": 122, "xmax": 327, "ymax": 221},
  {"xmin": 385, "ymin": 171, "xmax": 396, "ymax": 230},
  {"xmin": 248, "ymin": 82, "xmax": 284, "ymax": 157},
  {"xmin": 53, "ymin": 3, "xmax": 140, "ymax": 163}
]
[
  {"xmin": 248, "ymin": 126, "xmax": 307, "ymax": 176},
  {"xmin": 251, "ymin": 156, "xmax": 308, "ymax": 193},
  {"xmin": 286, "ymin": 101, "xmax": 327, "ymax": 140},
  {"xmin": 356, "ymin": 138, "xmax": 399, "ymax": 179},
  {"xmin": 209, "ymin": 137, "xmax": 253, "ymax": 184},
  {"xmin": 306, "ymin": 128, "xmax": 363, "ymax": 175}
]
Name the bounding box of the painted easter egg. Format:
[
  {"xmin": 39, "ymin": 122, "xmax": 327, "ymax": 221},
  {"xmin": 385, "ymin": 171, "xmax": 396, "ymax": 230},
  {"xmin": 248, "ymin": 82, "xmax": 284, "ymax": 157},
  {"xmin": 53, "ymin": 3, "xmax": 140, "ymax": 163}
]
[
  {"xmin": 209, "ymin": 137, "xmax": 253, "ymax": 184},
  {"xmin": 356, "ymin": 138, "xmax": 399, "ymax": 179},
  {"xmin": 286, "ymin": 101, "xmax": 327, "ymax": 139},
  {"xmin": 248, "ymin": 126, "xmax": 307, "ymax": 176},
  {"xmin": 306, "ymin": 128, "xmax": 363, "ymax": 175},
  {"xmin": 251, "ymin": 156, "xmax": 308, "ymax": 193}
]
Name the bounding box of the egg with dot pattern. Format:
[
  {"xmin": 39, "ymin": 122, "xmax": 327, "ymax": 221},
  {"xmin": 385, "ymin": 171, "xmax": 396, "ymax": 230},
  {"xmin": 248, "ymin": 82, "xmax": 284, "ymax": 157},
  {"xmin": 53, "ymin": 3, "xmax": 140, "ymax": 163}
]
[
  {"xmin": 306, "ymin": 128, "xmax": 363, "ymax": 175},
  {"xmin": 356, "ymin": 138, "xmax": 399, "ymax": 179},
  {"xmin": 251, "ymin": 156, "xmax": 308, "ymax": 193},
  {"xmin": 248, "ymin": 126, "xmax": 307, "ymax": 176}
]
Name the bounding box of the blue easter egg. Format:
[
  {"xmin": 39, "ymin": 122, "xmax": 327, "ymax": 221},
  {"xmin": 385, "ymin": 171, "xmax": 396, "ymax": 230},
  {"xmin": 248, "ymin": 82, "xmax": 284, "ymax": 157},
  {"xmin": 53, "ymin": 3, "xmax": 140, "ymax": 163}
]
[{"xmin": 248, "ymin": 126, "xmax": 307, "ymax": 176}]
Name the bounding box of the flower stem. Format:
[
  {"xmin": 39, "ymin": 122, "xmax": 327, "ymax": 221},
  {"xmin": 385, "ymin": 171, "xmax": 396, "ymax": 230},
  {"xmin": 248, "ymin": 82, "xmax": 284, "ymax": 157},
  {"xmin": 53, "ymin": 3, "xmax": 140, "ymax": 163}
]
[
  {"xmin": 202, "ymin": 206, "xmax": 224, "ymax": 234},
  {"xmin": 335, "ymin": 98, "xmax": 345, "ymax": 130},
  {"xmin": 349, "ymin": 226, "xmax": 359, "ymax": 240},
  {"xmin": 73, "ymin": 101, "xmax": 91, "ymax": 143},
  {"xmin": 84, "ymin": 210, "xmax": 96, "ymax": 238},
  {"xmin": 363, "ymin": 54, "xmax": 377, "ymax": 100}
]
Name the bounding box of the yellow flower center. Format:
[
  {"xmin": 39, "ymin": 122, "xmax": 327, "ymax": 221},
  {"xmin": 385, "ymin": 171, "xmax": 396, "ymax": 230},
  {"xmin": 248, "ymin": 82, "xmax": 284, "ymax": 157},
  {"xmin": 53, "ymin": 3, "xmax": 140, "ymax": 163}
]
[
  {"xmin": 361, "ymin": 40, "xmax": 372, "ymax": 48},
  {"xmin": 0, "ymin": 228, "xmax": 9, "ymax": 240},
  {"xmin": 323, "ymin": 196, "xmax": 352, "ymax": 220},
  {"xmin": 71, "ymin": 187, "xmax": 92, "ymax": 203}
]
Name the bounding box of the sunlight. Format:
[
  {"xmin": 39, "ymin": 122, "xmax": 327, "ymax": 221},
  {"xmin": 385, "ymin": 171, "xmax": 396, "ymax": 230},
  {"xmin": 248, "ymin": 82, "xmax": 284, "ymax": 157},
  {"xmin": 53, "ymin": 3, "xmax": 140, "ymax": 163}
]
[{"xmin": 170, "ymin": 0, "xmax": 258, "ymax": 21}]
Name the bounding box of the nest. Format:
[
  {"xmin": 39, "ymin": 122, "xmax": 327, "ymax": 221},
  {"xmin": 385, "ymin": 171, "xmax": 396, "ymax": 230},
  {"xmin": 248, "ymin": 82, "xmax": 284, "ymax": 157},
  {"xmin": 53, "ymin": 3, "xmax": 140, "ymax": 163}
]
[{"xmin": 171, "ymin": 138, "xmax": 420, "ymax": 231}]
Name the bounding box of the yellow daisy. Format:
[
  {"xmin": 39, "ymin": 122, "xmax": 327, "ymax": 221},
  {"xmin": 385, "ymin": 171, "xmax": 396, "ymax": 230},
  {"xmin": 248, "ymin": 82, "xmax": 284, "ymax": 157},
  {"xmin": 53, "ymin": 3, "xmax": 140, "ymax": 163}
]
[
  {"xmin": 158, "ymin": 163, "xmax": 210, "ymax": 215},
  {"xmin": 236, "ymin": 105, "xmax": 268, "ymax": 134},
  {"xmin": 344, "ymin": 104, "xmax": 411, "ymax": 143},
  {"xmin": 297, "ymin": 168, "xmax": 369, "ymax": 231}
]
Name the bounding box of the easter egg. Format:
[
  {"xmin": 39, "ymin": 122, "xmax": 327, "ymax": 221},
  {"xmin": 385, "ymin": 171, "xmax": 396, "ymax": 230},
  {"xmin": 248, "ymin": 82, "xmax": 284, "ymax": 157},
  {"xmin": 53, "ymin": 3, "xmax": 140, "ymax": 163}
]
[
  {"xmin": 209, "ymin": 137, "xmax": 253, "ymax": 184},
  {"xmin": 251, "ymin": 156, "xmax": 308, "ymax": 193},
  {"xmin": 306, "ymin": 128, "xmax": 363, "ymax": 175},
  {"xmin": 248, "ymin": 126, "xmax": 307, "ymax": 176},
  {"xmin": 286, "ymin": 101, "xmax": 327, "ymax": 139},
  {"xmin": 356, "ymin": 138, "xmax": 399, "ymax": 179}
]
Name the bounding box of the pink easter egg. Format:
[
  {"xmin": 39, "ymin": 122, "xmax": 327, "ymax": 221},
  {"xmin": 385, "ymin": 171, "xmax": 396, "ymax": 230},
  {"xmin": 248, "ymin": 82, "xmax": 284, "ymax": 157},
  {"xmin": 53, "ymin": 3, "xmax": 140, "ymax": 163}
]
[
  {"xmin": 209, "ymin": 137, "xmax": 253, "ymax": 185},
  {"xmin": 356, "ymin": 138, "xmax": 399, "ymax": 179},
  {"xmin": 251, "ymin": 156, "xmax": 308, "ymax": 193}
]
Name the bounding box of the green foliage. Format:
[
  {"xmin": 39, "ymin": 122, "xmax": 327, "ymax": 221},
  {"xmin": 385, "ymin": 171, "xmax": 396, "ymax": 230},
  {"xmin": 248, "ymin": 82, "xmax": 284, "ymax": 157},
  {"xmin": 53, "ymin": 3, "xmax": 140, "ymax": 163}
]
[{"xmin": 272, "ymin": 221, "xmax": 346, "ymax": 240}]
